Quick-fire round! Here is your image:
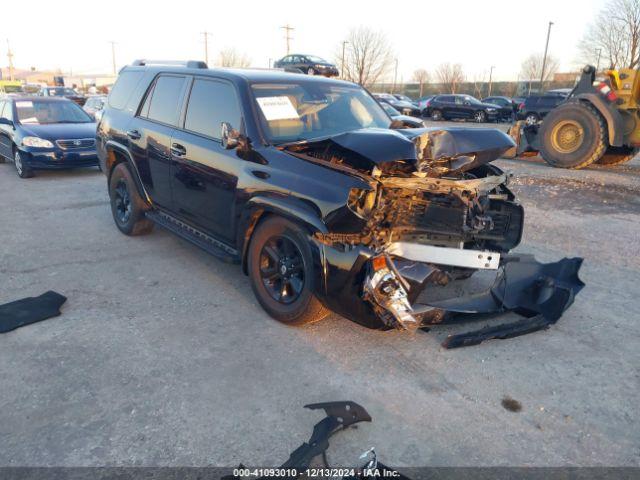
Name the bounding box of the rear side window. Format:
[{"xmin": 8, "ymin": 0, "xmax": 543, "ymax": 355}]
[
  {"xmin": 184, "ymin": 79, "xmax": 241, "ymax": 139},
  {"xmin": 145, "ymin": 75, "xmax": 186, "ymax": 126},
  {"xmin": 108, "ymin": 71, "xmax": 144, "ymax": 110}
]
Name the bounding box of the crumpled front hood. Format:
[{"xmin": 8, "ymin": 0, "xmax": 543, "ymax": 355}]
[{"xmin": 284, "ymin": 127, "xmax": 515, "ymax": 176}]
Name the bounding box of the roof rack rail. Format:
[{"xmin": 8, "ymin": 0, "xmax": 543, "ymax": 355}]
[{"xmin": 131, "ymin": 59, "xmax": 208, "ymax": 69}]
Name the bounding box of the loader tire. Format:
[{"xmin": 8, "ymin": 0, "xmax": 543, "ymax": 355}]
[
  {"xmin": 539, "ymin": 102, "xmax": 607, "ymax": 169},
  {"xmin": 597, "ymin": 146, "xmax": 638, "ymax": 166}
]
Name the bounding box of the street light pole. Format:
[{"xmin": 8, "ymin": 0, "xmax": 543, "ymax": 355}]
[
  {"xmin": 488, "ymin": 65, "xmax": 495, "ymax": 97},
  {"xmin": 596, "ymin": 48, "xmax": 602, "ymax": 72},
  {"xmin": 540, "ymin": 21, "xmax": 554, "ymax": 92},
  {"xmin": 392, "ymin": 58, "xmax": 398, "ymax": 93},
  {"xmin": 201, "ymin": 31, "xmax": 212, "ymax": 65},
  {"xmin": 341, "ymin": 41, "xmax": 348, "ymax": 79},
  {"xmin": 109, "ymin": 41, "xmax": 116, "ymax": 75}
]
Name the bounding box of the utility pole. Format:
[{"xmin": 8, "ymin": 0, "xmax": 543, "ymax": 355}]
[
  {"xmin": 341, "ymin": 41, "xmax": 348, "ymax": 78},
  {"xmin": 280, "ymin": 24, "xmax": 294, "ymax": 55},
  {"xmin": 488, "ymin": 65, "xmax": 495, "ymax": 97},
  {"xmin": 7, "ymin": 39, "xmax": 15, "ymax": 81},
  {"xmin": 392, "ymin": 58, "xmax": 398, "ymax": 93},
  {"xmin": 201, "ymin": 32, "xmax": 212, "ymax": 65},
  {"xmin": 109, "ymin": 41, "xmax": 117, "ymax": 75},
  {"xmin": 596, "ymin": 48, "xmax": 602, "ymax": 72},
  {"xmin": 540, "ymin": 21, "xmax": 554, "ymax": 92}
]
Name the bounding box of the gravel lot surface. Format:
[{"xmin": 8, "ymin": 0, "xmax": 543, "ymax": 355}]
[{"xmin": 1, "ymin": 122, "xmax": 638, "ymax": 467}]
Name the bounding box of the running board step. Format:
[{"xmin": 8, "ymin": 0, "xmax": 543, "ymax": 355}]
[{"xmin": 146, "ymin": 210, "xmax": 240, "ymax": 264}]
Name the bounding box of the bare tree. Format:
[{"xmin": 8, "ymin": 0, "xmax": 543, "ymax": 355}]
[
  {"xmin": 580, "ymin": 0, "xmax": 640, "ymax": 69},
  {"xmin": 335, "ymin": 27, "xmax": 394, "ymax": 87},
  {"xmin": 435, "ymin": 63, "xmax": 465, "ymax": 93},
  {"xmin": 412, "ymin": 69, "xmax": 430, "ymax": 97},
  {"xmin": 217, "ymin": 48, "xmax": 251, "ymax": 68},
  {"xmin": 520, "ymin": 54, "xmax": 559, "ymax": 94}
]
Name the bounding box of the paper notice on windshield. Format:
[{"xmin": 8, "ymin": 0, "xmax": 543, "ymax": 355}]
[
  {"xmin": 16, "ymin": 101, "xmax": 33, "ymax": 108},
  {"xmin": 256, "ymin": 96, "xmax": 299, "ymax": 121}
]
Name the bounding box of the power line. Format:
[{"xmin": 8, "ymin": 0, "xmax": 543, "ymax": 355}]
[{"xmin": 280, "ymin": 24, "xmax": 294, "ymax": 55}]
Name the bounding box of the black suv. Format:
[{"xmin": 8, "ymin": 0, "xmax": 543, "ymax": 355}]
[
  {"xmin": 425, "ymin": 94, "xmax": 500, "ymax": 122},
  {"xmin": 273, "ymin": 54, "xmax": 339, "ymax": 77},
  {"xmin": 97, "ymin": 60, "xmax": 528, "ymax": 331},
  {"xmin": 517, "ymin": 95, "xmax": 566, "ymax": 125}
]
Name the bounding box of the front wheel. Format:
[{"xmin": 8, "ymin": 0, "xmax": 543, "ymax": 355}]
[
  {"xmin": 539, "ymin": 102, "xmax": 606, "ymax": 169},
  {"xmin": 474, "ymin": 110, "xmax": 487, "ymax": 123},
  {"xmin": 14, "ymin": 151, "xmax": 34, "ymax": 178},
  {"xmin": 248, "ymin": 216, "xmax": 329, "ymax": 325}
]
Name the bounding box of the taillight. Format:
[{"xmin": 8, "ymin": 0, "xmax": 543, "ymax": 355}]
[{"xmin": 518, "ymin": 102, "xmax": 525, "ymax": 110}]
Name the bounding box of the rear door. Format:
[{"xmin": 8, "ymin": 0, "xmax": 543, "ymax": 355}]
[
  {"xmin": 170, "ymin": 77, "xmax": 244, "ymax": 241},
  {"xmin": 442, "ymin": 96, "xmax": 458, "ymax": 118},
  {"xmin": 128, "ymin": 74, "xmax": 188, "ymax": 209},
  {"xmin": 0, "ymin": 101, "xmax": 15, "ymax": 159},
  {"xmin": 0, "ymin": 101, "xmax": 8, "ymax": 158}
]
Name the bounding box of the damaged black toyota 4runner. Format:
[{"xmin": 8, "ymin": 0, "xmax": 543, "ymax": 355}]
[{"xmin": 97, "ymin": 60, "xmax": 583, "ymax": 347}]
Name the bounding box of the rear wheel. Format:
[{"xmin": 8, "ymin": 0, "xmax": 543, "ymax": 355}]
[
  {"xmin": 539, "ymin": 102, "xmax": 607, "ymax": 169},
  {"xmin": 108, "ymin": 163, "xmax": 153, "ymax": 235},
  {"xmin": 525, "ymin": 113, "xmax": 539, "ymax": 125},
  {"xmin": 597, "ymin": 146, "xmax": 638, "ymax": 166},
  {"xmin": 307, "ymin": 67, "xmax": 315, "ymax": 75},
  {"xmin": 431, "ymin": 109, "xmax": 443, "ymax": 121},
  {"xmin": 248, "ymin": 216, "xmax": 329, "ymax": 325}
]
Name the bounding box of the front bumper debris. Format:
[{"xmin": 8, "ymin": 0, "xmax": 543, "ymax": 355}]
[{"xmin": 362, "ymin": 252, "xmax": 584, "ymax": 347}]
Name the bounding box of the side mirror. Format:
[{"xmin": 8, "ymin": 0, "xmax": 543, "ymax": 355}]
[
  {"xmin": 0, "ymin": 118, "xmax": 13, "ymax": 127},
  {"xmin": 221, "ymin": 122, "xmax": 241, "ymax": 150},
  {"xmin": 463, "ymin": 101, "xmax": 471, "ymax": 105}
]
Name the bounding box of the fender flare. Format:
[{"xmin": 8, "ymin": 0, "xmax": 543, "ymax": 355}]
[
  {"xmin": 104, "ymin": 140, "xmax": 151, "ymax": 203},
  {"xmin": 574, "ymin": 93, "xmax": 625, "ymax": 147},
  {"xmin": 238, "ymin": 195, "xmax": 328, "ymax": 278}
]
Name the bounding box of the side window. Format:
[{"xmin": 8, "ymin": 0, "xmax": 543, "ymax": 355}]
[
  {"xmin": 455, "ymin": 96, "xmax": 464, "ymax": 105},
  {"xmin": 184, "ymin": 79, "xmax": 242, "ymax": 139},
  {"xmin": 0, "ymin": 101, "xmax": 5, "ymax": 119},
  {"xmin": 145, "ymin": 75, "xmax": 186, "ymax": 126},
  {"xmin": 109, "ymin": 70, "xmax": 145, "ymax": 110},
  {"xmin": 4, "ymin": 102, "xmax": 13, "ymax": 121}
]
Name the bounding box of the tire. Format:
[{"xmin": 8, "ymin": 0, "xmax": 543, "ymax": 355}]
[
  {"xmin": 108, "ymin": 163, "xmax": 153, "ymax": 235},
  {"xmin": 474, "ymin": 110, "xmax": 487, "ymax": 123},
  {"xmin": 539, "ymin": 102, "xmax": 607, "ymax": 169},
  {"xmin": 525, "ymin": 113, "xmax": 539, "ymax": 125},
  {"xmin": 597, "ymin": 146, "xmax": 638, "ymax": 166},
  {"xmin": 247, "ymin": 216, "xmax": 329, "ymax": 326},
  {"xmin": 431, "ymin": 109, "xmax": 443, "ymax": 121},
  {"xmin": 14, "ymin": 150, "xmax": 34, "ymax": 178},
  {"xmin": 307, "ymin": 67, "xmax": 315, "ymax": 75}
]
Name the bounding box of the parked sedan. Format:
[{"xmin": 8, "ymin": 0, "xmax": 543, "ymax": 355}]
[
  {"xmin": 273, "ymin": 54, "xmax": 339, "ymax": 77},
  {"xmin": 482, "ymin": 96, "xmax": 517, "ymax": 121},
  {"xmin": 372, "ymin": 93, "xmax": 421, "ymax": 116},
  {"xmin": 417, "ymin": 95, "xmax": 435, "ymax": 115},
  {"xmin": 516, "ymin": 95, "xmax": 566, "ymax": 125},
  {"xmin": 379, "ymin": 102, "xmax": 425, "ymax": 127},
  {"xmin": 425, "ymin": 94, "xmax": 499, "ymax": 122},
  {"xmin": 38, "ymin": 86, "xmax": 86, "ymax": 106},
  {"xmin": 0, "ymin": 97, "xmax": 98, "ymax": 178}
]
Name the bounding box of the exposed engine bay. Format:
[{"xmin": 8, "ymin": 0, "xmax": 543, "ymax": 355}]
[{"xmin": 281, "ymin": 127, "xmax": 584, "ymax": 346}]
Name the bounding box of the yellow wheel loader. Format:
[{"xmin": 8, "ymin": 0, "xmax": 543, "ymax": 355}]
[{"xmin": 507, "ymin": 65, "xmax": 640, "ymax": 168}]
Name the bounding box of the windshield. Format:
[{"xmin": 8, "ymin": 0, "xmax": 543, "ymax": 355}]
[
  {"xmin": 381, "ymin": 103, "xmax": 398, "ymax": 115},
  {"xmin": 252, "ymin": 82, "xmax": 391, "ymax": 144},
  {"xmin": 4, "ymin": 85, "xmax": 24, "ymax": 93},
  {"xmin": 306, "ymin": 55, "xmax": 328, "ymax": 63},
  {"xmin": 47, "ymin": 87, "xmax": 77, "ymax": 96},
  {"xmin": 16, "ymin": 100, "xmax": 93, "ymax": 124}
]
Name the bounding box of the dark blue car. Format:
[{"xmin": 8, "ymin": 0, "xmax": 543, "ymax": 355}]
[{"xmin": 0, "ymin": 96, "xmax": 98, "ymax": 178}]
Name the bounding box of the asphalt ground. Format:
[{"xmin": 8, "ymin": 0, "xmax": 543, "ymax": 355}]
[{"xmin": 0, "ymin": 123, "xmax": 638, "ymax": 467}]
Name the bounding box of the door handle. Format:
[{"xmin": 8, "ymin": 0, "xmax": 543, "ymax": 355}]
[
  {"xmin": 171, "ymin": 143, "xmax": 187, "ymax": 157},
  {"xmin": 251, "ymin": 170, "xmax": 270, "ymax": 179},
  {"xmin": 126, "ymin": 129, "xmax": 141, "ymax": 140}
]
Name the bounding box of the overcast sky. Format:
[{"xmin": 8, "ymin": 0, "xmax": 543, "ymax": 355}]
[{"xmin": 4, "ymin": 0, "xmax": 605, "ymax": 81}]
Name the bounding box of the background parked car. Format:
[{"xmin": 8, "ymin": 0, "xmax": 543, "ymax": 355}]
[
  {"xmin": 517, "ymin": 95, "xmax": 566, "ymax": 125},
  {"xmin": 425, "ymin": 94, "xmax": 499, "ymax": 122},
  {"xmin": 273, "ymin": 54, "xmax": 339, "ymax": 77},
  {"xmin": 482, "ymin": 96, "xmax": 517, "ymax": 121},
  {"xmin": 0, "ymin": 97, "xmax": 98, "ymax": 178},
  {"xmin": 417, "ymin": 95, "xmax": 435, "ymax": 115},
  {"xmin": 392, "ymin": 93, "xmax": 417, "ymax": 106},
  {"xmin": 379, "ymin": 102, "xmax": 425, "ymax": 127},
  {"xmin": 83, "ymin": 95, "xmax": 107, "ymax": 121},
  {"xmin": 372, "ymin": 93, "xmax": 421, "ymax": 116},
  {"xmin": 38, "ymin": 86, "xmax": 86, "ymax": 106}
]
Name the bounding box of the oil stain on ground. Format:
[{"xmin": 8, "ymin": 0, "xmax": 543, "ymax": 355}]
[{"xmin": 501, "ymin": 396, "xmax": 523, "ymax": 412}]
